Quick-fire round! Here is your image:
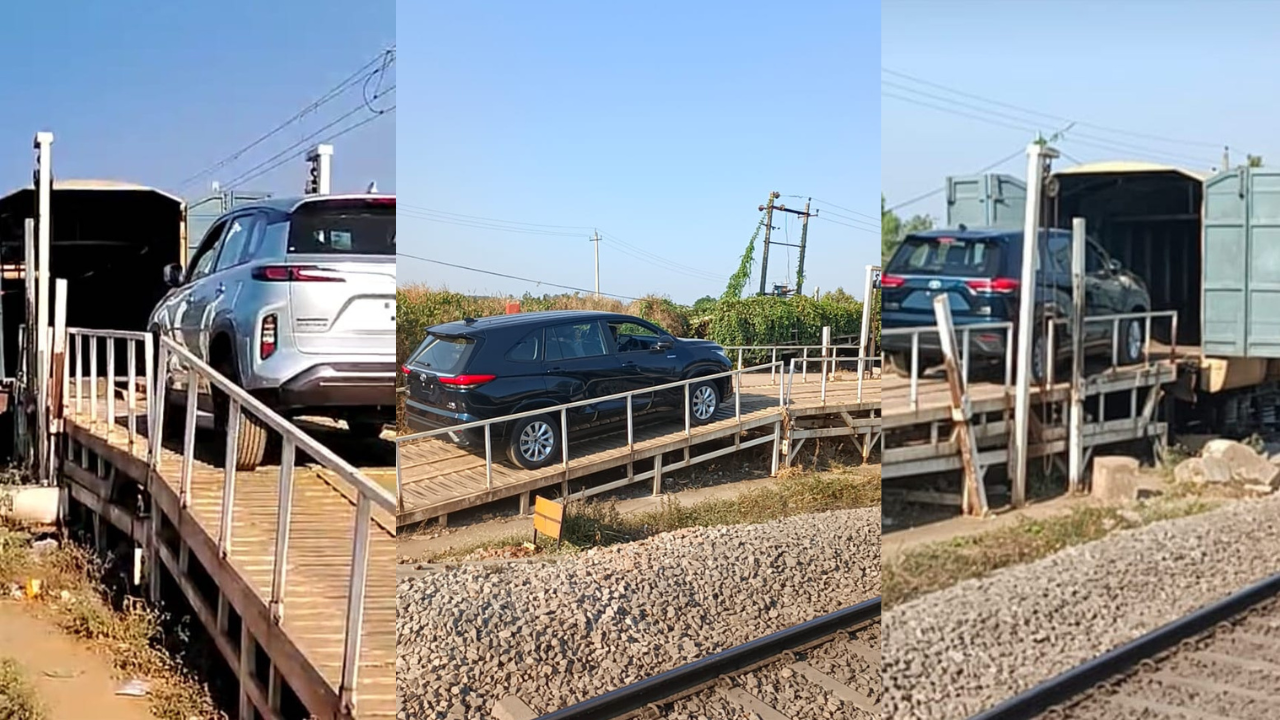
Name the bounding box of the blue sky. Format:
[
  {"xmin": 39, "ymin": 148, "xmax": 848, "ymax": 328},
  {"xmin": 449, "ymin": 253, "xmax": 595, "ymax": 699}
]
[
  {"xmin": 0, "ymin": 0, "xmax": 394, "ymax": 202},
  {"xmin": 883, "ymin": 0, "xmax": 1272, "ymax": 226},
  {"xmin": 398, "ymin": 0, "xmax": 880, "ymax": 304}
]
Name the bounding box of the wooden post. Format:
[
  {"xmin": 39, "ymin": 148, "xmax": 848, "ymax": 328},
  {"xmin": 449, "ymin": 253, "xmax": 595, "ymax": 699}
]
[
  {"xmin": 1069, "ymin": 218, "xmax": 1087, "ymax": 494},
  {"xmin": 933, "ymin": 294, "xmax": 989, "ymax": 517}
]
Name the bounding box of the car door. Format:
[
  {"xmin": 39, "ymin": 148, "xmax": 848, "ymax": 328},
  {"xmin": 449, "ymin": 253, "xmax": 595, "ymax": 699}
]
[
  {"xmin": 606, "ymin": 318, "xmax": 681, "ymax": 413},
  {"xmin": 1085, "ymin": 239, "xmax": 1121, "ymax": 349},
  {"xmin": 542, "ymin": 320, "xmax": 626, "ymax": 427},
  {"xmin": 182, "ymin": 214, "xmax": 254, "ymax": 363},
  {"xmin": 176, "ymin": 218, "xmax": 231, "ymax": 361}
]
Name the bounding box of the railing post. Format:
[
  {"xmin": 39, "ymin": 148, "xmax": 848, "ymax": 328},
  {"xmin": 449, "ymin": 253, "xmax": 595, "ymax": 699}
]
[
  {"xmin": 150, "ymin": 341, "xmax": 168, "ymax": 469},
  {"xmin": 74, "ymin": 332, "xmax": 82, "ymax": 416},
  {"xmin": 910, "ymin": 333, "xmax": 920, "ymax": 411},
  {"xmin": 181, "ymin": 370, "xmax": 198, "ymax": 509},
  {"xmin": 684, "ymin": 383, "xmax": 691, "ymax": 437},
  {"xmin": 218, "ymin": 400, "xmax": 242, "ymax": 558},
  {"xmin": 338, "ymin": 495, "xmax": 372, "ymax": 716},
  {"xmin": 394, "ymin": 441, "xmax": 404, "ymax": 513},
  {"xmin": 106, "ymin": 338, "xmax": 116, "ymax": 439},
  {"xmin": 560, "ymin": 407, "xmax": 569, "ymax": 472},
  {"xmin": 127, "ymin": 340, "xmax": 137, "ymax": 453},
  {"xmin": 626, "ymin": 396, "xmax": 634, "ymax": 451},
  {"xmin": 771, "ymin": 348, "xmax": 777, "ymax": 383},
  {"xmin": 270, "ymin": 438, "xmax": 296, "ymax": 624},
  {"xmin": 90, "ymin": 335, "xmax": 98, "ymax": 425},
  {"xmin": 483, "ymin": 424, "xmax": 493, "ymax": 489}
]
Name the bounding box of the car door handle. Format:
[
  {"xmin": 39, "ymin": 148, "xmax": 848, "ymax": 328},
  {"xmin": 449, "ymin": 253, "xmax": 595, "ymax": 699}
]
[
  {"xmin": 546, "ymin": 367, "xmax": 563, "ymax": 373},
  {"xmin": 622, "ymin": 361, "xmax": 638, "ymax": 368}
]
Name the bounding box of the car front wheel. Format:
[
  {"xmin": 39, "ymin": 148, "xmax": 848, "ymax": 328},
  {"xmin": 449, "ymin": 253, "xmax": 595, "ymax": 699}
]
[
  {"xmin": 687, "ymin": 380, "xmax": 720, "ymax": 426},
  {"xmin": 507, "ymin": 414, "xmax": 561, "ymax": 470},
  {"xmin": 1119, "ymin": 316, "xmax": 1144, "ymax": 365}
]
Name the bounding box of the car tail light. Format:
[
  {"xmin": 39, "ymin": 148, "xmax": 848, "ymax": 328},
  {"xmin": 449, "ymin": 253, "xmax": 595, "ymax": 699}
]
[
  {"xmin": 437, "ymin": 374, "xmax": 496, "ymax": 388},
  {"xmin": 880, "ymin": 274, "xmax": 905, "ymax": 289},
  {"xmin": 260, "ymin": 314, "xmax": 277, "ymax": 359},
  {"xmin": 965, "ymin": 277, "xmax": 1020, "ymax": 294},
  {"xmin": 401, "ymin": 364, "xmax": 412, "ymax": 376},
  {"xmin": 364, "ymin": 198, "xmax": 395, "ymax": 207},
  {"xmin": 252, "ymin": 265, "xmax": 345, "ymax": 282}
]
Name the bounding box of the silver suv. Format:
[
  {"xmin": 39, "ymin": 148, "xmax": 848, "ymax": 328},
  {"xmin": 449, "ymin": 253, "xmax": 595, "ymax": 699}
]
[{"xmin": 150, "ymin": 194, "xmax": 396, "ymax": 470}]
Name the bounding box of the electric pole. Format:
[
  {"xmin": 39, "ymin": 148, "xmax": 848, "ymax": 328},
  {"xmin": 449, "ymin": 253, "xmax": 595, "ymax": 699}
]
[
  {"xmin": 590, "ymin": 230, "xmax": 601, "ymax": 297},
  {"xmin": 796, "ymin": 198, "xmax": 811, "ymax": 296},
  {"xmin": 758, "ymin": 191, "xmax": 780, "ymax": 296},
  {"xmin": 760, "ymin": 195, "xmax": 814, "ymax": 296}
]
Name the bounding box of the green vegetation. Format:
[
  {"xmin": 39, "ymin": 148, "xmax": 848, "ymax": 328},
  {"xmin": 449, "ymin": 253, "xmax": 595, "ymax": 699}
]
[
  {"xmin": 0, "ymin": 525, "xmax": 215, "ymax": 720},
  {"xmin": 427, "ymin": 466, "xmax": 880, "ymax": 562},
  {"xmin": 881, "ymin": 194, "xmax": 934, "ymax": 263},
  {"xmin": 0, "ymin": 657, "xmax": 46, "ymax": 720},
  {"xmin": 882, "ymin": 499, "xmax": 1219, "ymax": 608}
]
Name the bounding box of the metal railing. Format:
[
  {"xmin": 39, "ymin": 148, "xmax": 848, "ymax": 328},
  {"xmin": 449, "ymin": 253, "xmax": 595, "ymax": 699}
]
[
  {"xmin": 784, "ymin": 354, "xmax": 883, "ymax": 404},
  {"xmin": 395, "ymin": 361, "xmax": 787, "ymax": 508},
  {"xmin": 723, "ymin": 342, "xmax": 876, "ymax": 384},
  {"xmin": 148, "ymin": 337, "xmax": 394, "ymax": 713},
  {"xmin": 881, "ymin": 321, "xmax": 1015, "ymax": 410},
  {"xmin": 64, "ymin": 328, "xmax": 154, "ymax": 454},
  {"xmin": 883, "ymin": 310, "xmax": 1178, "ymax": 410}
]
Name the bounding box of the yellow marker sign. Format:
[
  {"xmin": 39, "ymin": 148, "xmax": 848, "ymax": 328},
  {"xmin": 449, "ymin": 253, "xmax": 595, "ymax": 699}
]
[{"xmin": 532, "ymin": 496, "xmax": 564, "ymax": 547}]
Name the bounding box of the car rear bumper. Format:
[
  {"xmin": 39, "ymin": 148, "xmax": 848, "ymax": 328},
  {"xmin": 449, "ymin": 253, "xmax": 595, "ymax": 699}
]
[
  {"xmin": 882, "ymin": 323, "xmax": 1010, "ymax": 362},
  {"xmin": 403, "ymin": 398, "xmax": 486, "ymax": 446},
  {"xmin": 277, "ymin": 362, "xmax": 396, "ymax": 410}
]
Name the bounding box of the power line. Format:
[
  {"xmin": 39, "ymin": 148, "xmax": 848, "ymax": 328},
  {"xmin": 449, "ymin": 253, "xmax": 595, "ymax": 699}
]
[
  {"xmin": 223, "ymin": 86, "xmax": 395, "ymax": 191},
  {"xmin": 597, "ymin": 231, "xmax": 725, "ymax": 281},
  {"xmin": 178, "ymin": 45, "xmax": 395, "ymax": 191},
  {"xmin": 882, "ymin": 82, "xmax": 1218, "ymax": 168},
  {"xmin": 397, "ymin": 252, "xmax": 641, "ymax": 301},
  {"xmin": 882, "ymin": 67, "xmax": 1233, "ymax": 151},
  {"xmin": 886, "ymin": 147, "xmax": 1026, "ymax": 213},
  {"xmin": 816, "ymin": 207, "xmax": 880, "ymax": 228},
  {"xmin": 786, "ymin": 195, "xmax": 880, "ymax": 223},
  {"xmin": 814, "ymin": 215, "xmax": 878, "ymax": 234},
  {"xmin": 399, "ymin": 204, "xmax": 596, "ymax": 231},
  {"xmin": 400, "ymin": 208, "xmax": 588, "ymax": 237}
]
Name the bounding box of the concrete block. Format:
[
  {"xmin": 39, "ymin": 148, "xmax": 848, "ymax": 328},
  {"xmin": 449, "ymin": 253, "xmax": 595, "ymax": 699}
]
[
  {"xmin": 1174, "ymin": 456, "xmax": 1232, "ymax": 485},
  {"xmin": 1092, "ymin": 456, "xmax": 1141, "ymax": 502}
]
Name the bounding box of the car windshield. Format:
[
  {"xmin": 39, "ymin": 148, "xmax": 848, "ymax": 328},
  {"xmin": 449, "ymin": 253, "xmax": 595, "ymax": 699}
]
[
  {"xmin": 288, "ymin": 199, "xmax": 395, "ymax": 255},
  {"xmin": 413, "ymin": 334, "xmax": 476, "ymax": 375},
  {"xmin": 887, "ymin": 235, "xmax": 1005, "ymax": 278}
]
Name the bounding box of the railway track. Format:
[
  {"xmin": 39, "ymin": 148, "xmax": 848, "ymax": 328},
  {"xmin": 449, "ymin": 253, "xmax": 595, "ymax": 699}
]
[
  {"xmin": 536, "ymin": 597, "xmax": 881, "ymax": 720},
  {"xmin": 971, "ymin": 571, "xmax": 1280, "ymax": 720}
]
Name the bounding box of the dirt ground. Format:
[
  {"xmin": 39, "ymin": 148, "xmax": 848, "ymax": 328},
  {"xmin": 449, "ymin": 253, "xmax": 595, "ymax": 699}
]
[{"xmin": 0, "ymin": 601, "xmax": 152, "ymax": 720}]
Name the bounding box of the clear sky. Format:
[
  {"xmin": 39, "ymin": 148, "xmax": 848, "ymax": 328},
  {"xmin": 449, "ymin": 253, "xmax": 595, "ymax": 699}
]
[
  {"xmin": 883, "ymin": 0, "xmax": 1270, "ymax": 225},
  {"xmin": 0, "ymin": 0, "xmax": 394, "ymax": 202},
  {"xmin": 398, "ymin": 0, "xmax": 880, "ymax": 304}
]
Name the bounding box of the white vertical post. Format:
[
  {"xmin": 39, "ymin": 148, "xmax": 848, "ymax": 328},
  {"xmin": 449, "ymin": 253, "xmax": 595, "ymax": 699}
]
[
  {"xmin": 1011, "ymin": 141, "xmax": 1056, "ymax": 509},
  {"xmin": 307, "ymin": 144, "xmax": 333, "ymax": 195},
  {"xmin": 1069, "ymin": 217, "xmax": 1087, "ymax": 494},
  {"xmin": 34, "ymin": 133, "xmax": 53, "ymax": 482},
  {"xmin": 858, "ymin": 264, "xmax": 877, "ymax": 380}
]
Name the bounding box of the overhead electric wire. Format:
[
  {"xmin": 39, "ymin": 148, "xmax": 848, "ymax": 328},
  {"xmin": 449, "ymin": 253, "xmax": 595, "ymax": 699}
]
[
  {"xmin": 784, "ymin": 195, "xmax": 880, "ymax": 223},
  {"xmin": 178, "ymin": 45, "xmax": 395, "ymax": 191},
  {"xmin": 814, "ymin": 215, "xmax": 878, "ymax": 234},
  {"xmin": 399, "ymin": 207, "xmax": 588, "ymax": 237},
  {"xmin": 886, "ymin": 147, "xmax": 1026, "ymax": 213},
  {"xmin": 882, "ymin": 67, "xmax": 1233, "ymax": 151},
  {"xmin": 222, "ymin": 85, "xmax": 395, "ymax": 190},
  {"xmin": 397, "ymin": 252, "xmax": 641, "ymax": 300},
  {"xmin": 399, "ymin": 204, "xmax": 596, "ymax": 231},
  {"xmin": 597, "ymin": 231, "xmax": 725, "ymax": 281},
  {"xmin": 815, "ymin": 207, "xmax": 880, "ymax": 228},
  {"xmin": 881, "ymin": 81, "xmax": 1219, "ymax": 168}
]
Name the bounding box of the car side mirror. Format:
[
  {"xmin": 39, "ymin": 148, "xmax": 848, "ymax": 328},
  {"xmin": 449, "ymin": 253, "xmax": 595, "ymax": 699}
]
[
  {"xmin": 1107, "ymin": 258, "xmax": 1122, "ymax": 273},
  {"xmin": 163, "ymin": 263, "xmax": 184, "ymax": 287},
  {"xmin": 654, "ymin": 335, "xmax": 675, "ymax": 351}
]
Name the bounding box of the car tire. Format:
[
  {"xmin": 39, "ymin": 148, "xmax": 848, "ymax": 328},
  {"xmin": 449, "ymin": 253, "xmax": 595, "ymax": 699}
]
[
  {"xmin": 349, "ymin": 420, "xmax": 386, "ymax": 440},
  {"xmin": 1030, "ymin": 327, "xmax": 1049, "ymax": 385},
  {"xmin": 507, "ymin": 414, "xmax": 560, "ymax": 470},
  {"xmin": 686, "ymin": 380, "xmax": 720, "ymax": 426},
  {"xmin": 212, "ymin": 356, "xmax": 269, "ymax": 472},
  {"xmin": 1119, "ymin": 315, "xmax": 1144, "ymax": 365}
]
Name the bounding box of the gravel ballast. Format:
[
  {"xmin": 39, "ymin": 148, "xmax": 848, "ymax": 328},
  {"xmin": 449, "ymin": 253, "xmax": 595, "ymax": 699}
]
[
  {"xmin": 397, "ymin": 507, "xmax": 881, "ymax": 719},
  {"xmin": 883, "ymin": 496, "xmax": 1280, "ymax": 720}
]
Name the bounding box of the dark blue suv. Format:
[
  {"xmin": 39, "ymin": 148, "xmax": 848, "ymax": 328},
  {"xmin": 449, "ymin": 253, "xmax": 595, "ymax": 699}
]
[
  {"xmin": 881, "ymin": 227, "xmax": 1151, "ymax": 382},
  {"xmin": 402, "ymin": 310, "xmax": 734, "ymax": 469}
]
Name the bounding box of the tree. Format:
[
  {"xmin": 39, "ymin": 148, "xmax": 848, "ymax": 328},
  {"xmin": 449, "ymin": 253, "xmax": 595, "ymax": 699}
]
[
  {"xmin": 1248, "ymin": 154, "xmax": 1264, "ymax": 168},
  {"xmin": 881, "ymin": 195, "xmax": 934, "ymax": 263}
]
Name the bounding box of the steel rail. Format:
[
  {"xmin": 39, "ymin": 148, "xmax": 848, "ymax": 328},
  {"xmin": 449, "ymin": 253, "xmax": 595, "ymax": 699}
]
[
  {"xmin": 535, "ymin": 596, "xmax": 881, "ymax": 720},
  {"xmin": 968, "ymin": 570, "xmax": 1280, "ymax": 720}
]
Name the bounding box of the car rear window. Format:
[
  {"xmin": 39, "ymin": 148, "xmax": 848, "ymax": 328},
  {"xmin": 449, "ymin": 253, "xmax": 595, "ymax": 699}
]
[
  {"xmin": 413, "ymin": 334, "xmax": 476, "ymax": 375},
  {"xmin": 887, "ymin": 235, "xmax": 1005, "ymax": 278},
  {"xmin": 288, "ymin": 199, "xmax": 395, "ymax": 255}
]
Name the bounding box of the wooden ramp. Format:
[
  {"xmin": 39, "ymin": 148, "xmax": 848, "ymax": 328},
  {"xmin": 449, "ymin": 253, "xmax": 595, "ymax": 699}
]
[
  {"xmin": 397, "ymin": 373, "xmax": 882, "ymax": 528},
  {"xmin": 62, "ymin": 396, "xmax": 395, "ymax": 720}
]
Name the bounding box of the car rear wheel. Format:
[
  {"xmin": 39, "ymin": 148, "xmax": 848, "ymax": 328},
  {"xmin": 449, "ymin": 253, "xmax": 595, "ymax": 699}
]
[
  {"xmin": 687, "ymin": 381, "xmax": 720, "ymax": 426},
  {"xmin": 507, "ymin": 414, "xmax": 560, "ymax": 470},
  {"xmin": 1030, "ymin": 328, "xmax": 1049, "ymax": 385},
  {"xmin": 213, "ymin": 356, "xmax": 269, "ymax": 472}
]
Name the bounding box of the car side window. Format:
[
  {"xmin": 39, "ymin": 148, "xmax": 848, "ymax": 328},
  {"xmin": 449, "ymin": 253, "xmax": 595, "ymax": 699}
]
[
  {"xmin": 545, "ymin": 321, "xmax": 608, "ymax": 361},
  {"xmin": 247, "ymin": 219, "xmax": 289, "ymax": 261},
  {"xmin": 506, "ymin": 330, "xmax": 542, "ymax": 363},
  {"xmin": 187, "ymin": 220, "xmax": 229, "ymax": 283},
  {"xmin": 608, "ymin": 321, "xmax": 660, "ymax": 353},
  {"xmin": 215, "ymin": 215, "xmax": 259, "ymax": 273},
  {"xmin": 1045, "ymin": 232, "xmax": 1072, "ymax": 274}
]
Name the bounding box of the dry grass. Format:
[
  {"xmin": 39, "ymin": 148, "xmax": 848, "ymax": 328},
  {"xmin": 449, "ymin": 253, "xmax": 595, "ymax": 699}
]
[
  {"xmin": 0, "ymin": 656, "xmax": 46, "ymax": 720},
  {"xmin": 0, "ymin": 525, "xmax": 216, "ymax": 720},
  {"xmin": 882, "ymin": 497, "xmax": 1220, "ymax": 608},
  {"xmin": 428, "ymin": 466, "xmax": 880, "ymax": 562}
]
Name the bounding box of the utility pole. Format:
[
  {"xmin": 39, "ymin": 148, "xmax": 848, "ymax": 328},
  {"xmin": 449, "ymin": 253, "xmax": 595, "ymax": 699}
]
[
  {"xmin": 589, "ymin": 230, "xmax": 601, "ymax": 297},
  {"xmin": 758, "ymin": 191, "xmax": 780, "ymax": 296},
  {"xmin": 759, "ymin": 193, "xmax": 813, "ymax": 296},
  {"xmin": 795, "ymin": 199, "xmax": 811, "ymax": 296}
]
